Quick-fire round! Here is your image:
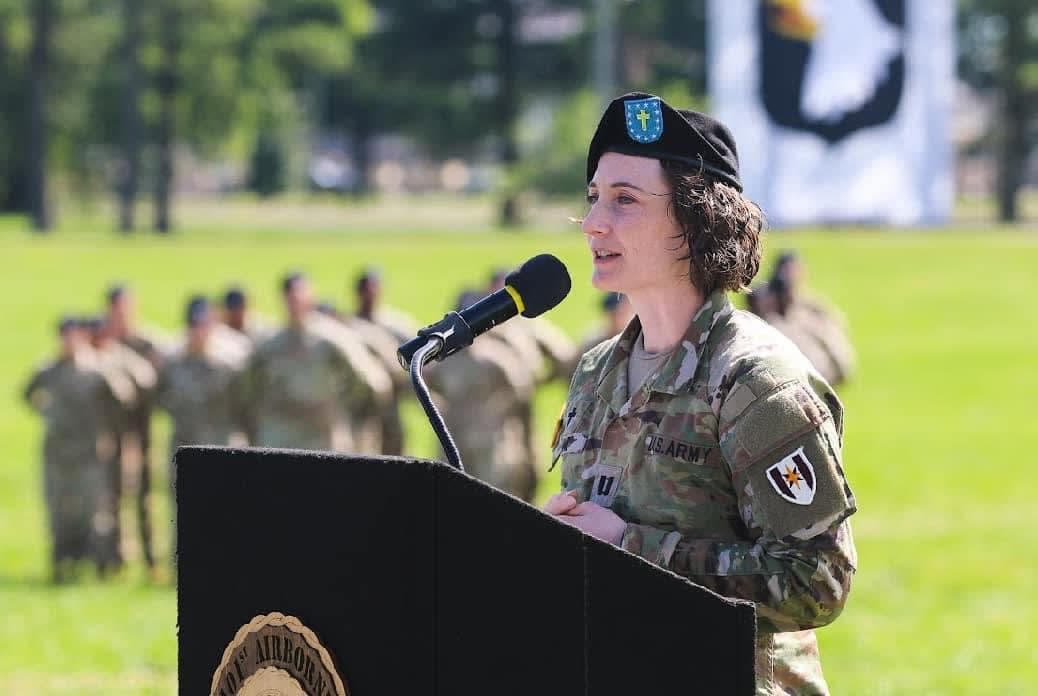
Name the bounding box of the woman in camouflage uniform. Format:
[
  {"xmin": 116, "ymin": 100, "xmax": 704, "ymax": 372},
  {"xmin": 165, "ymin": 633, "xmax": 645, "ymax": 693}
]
[{"xmin": 544, "ymin": 93, "xmax": 857, "ymax": 695}]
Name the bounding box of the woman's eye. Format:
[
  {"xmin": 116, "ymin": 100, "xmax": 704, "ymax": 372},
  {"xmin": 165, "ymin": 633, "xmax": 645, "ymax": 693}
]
[
  {"xmin": 586, "ymin": 192, "xmax": 598, "ymax": 205},
  {"xmin": 616, "ymin": 194, "xmax": 635, "ymax": 205}
]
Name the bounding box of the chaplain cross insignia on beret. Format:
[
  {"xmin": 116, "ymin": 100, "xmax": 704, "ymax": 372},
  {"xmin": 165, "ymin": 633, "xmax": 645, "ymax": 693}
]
[
  {"xmin": 624, "ymin": 97, "xmax": 664, "ymax": 143},
  {"xmin": 587, "ymin": 92, "xmax": 744, "ymax": 191}
]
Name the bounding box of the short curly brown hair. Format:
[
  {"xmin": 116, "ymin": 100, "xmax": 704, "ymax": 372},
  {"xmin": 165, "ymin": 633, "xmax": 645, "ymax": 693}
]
[{"xmin": 660, "ymin": 158, "xmax": 765, "ymax": 294}]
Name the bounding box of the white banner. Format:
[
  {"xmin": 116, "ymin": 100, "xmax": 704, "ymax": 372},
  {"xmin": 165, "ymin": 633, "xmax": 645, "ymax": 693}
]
[{"xmin": 708, "ymin": 0, "xmax": 954, "ymax": 226}]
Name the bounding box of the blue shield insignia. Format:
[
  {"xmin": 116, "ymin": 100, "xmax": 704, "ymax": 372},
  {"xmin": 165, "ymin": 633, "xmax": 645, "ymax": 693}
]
[{"xmin": 624, "ymin": 97, "xmax": 664, "ymax": 143}]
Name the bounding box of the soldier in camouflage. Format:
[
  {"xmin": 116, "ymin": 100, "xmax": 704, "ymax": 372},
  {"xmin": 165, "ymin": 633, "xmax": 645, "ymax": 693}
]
[
  {"xmin": 484, "ymin": 269, "xmax": 577, "ymax": 497},
  {"xmin": 753, "ymin": 252, "xmax": 856, "ymax": 390},
  {"xmin": 23, "ymin": 317, "xmax": 134, "ymax": 581},
  {"xmin": 545, "ymin": 93, "xmax": 856, "ymax": 695},
  {"xmin": 105, "ymin": 284, "xmax": 161, "ymax": 571},
  {"xmin": 244, "ymin": 273, "xmax": 390, "ymax": 452},
  {"xmin": 350, "ymin": 269, "xmax": 420, "ymax": 456},
  {"xmin": 156, "ymin": 296, "xmax": 249, "ymax": 450},
  {"xmin": 222, "ymin": 286, "xmax": 274, "ymax": 345},
  {"xmin": 426, "ymin": 292, "xmax": 538, "ymax": 500},
  {"xmin": 156, "ymin": 296, "xmax": 248, "ymax": 556},
  {"xmin": 574, "ymin": 292, "xmax": 634, "ymax": 364}
]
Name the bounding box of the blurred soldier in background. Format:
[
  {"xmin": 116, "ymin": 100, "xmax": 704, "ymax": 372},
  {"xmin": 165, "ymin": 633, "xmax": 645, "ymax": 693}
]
[
  {"xmin": 104, "ymin": 284, "xmax": 161, "ymax": 572},
  {"xmin": 23, "ymin": 317, "xmax": 134, "ymax": 582},
  {"xmin": 576, "ymin": 292, "xmax": 634, "ymax": 360},
  {"xmin": 155, "ymin": 296, "xmax": 249, "ymax": 556},
  {"xmin": 487, "ymin": 268, "xmax": 577, "ymax": 381},
  {"xmin": 222, "ymin": 286, "xmax": 273, "ymax": 344},
  {"xmin": 353, "ymin": 267, "xmax": 419, "ymax": 344},
  {"xmin": 348, "ymin": 269, "xmax": 419, "ymax": 455},
  {"xmin": 313, "ymin": 299, "xmax": 392, "ymax": 453},
  {"xmin": 88, "ymin": 314, "xmax": 158, "ymax": 573},
  {"xmin": 106, "ymin": 284, "xmax": 163, "ymax": 364},
  {"xmin": 750, "ymin": 252, "xmax": 857, "ymax": 389},
  {"xmin": 243, "ymin": 272, "xmax": 390, "ymax": 452},
  {"xmin": 427, "ymin": 293, "xmax": 537, "ymax": 500},
  {"xmin": 485, "ymin": 268, "xmax": 577, "ymax": 495}
]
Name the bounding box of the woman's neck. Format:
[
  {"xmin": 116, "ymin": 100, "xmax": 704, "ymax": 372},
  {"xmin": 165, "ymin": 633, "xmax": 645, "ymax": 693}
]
[{"xmin": 628, "ymin": 284, "xmax": 705, "ymax": 354}]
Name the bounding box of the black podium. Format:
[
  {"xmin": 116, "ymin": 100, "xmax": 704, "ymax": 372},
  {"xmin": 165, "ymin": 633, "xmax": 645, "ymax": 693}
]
[{"xmin": 177, "ymin": 447, "xmax": 757, "ymax": 695}]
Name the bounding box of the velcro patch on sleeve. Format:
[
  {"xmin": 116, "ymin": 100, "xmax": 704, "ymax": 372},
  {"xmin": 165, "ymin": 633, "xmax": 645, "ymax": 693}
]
[
  {"xmin": 745, "ymin": 419, "xmax": 854, "ymax": 540},
  {"xmin": 722, "ymin": 380, "xmax": 828, "ymax": 474}
]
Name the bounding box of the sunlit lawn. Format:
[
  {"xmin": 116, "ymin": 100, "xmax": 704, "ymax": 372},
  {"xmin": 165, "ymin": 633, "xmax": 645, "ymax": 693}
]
[{"xmin": 0, "ymin": 200, "xmax": 1035, "ymax": 693}]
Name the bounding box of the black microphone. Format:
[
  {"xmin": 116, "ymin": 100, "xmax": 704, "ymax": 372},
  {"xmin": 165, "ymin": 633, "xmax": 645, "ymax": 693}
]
[{"xmin": 397, "ymin": 253, "xmax": 571, "ymax": 369}]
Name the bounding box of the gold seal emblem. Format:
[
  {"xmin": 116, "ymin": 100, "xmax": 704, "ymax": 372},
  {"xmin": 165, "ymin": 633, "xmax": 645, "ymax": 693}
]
[{"xmin": 210, "ymin": 612, "xmax": 349, "ymax": 696}]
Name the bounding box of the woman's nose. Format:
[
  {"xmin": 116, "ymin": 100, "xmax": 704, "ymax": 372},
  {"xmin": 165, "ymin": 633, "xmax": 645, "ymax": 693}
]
[{"xmin": 582, "ymin": 203, "xmax": 607, "ymax": 237}]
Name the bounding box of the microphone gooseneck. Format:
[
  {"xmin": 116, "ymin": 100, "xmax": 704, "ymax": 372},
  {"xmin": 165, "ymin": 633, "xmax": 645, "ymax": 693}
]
[{"xmin": 409, "ymin": 339, "xmax": 464, "ymax": 471}]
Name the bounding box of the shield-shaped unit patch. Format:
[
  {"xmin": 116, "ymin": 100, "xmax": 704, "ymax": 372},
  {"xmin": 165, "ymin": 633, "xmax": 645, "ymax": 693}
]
[{"xmin": 765, "ymin": 447, "xmax": 816, "ymax": 505}]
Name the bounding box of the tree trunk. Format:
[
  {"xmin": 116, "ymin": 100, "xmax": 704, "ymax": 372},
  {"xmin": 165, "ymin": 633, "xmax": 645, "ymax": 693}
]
[
  {"xmin": 352, "ymin": 121, "xmax": 372, "ymax": 198},
  {"xmin": 118, "ymin": 0, "xmax": 142, "ymax": 233},
  {"xmin": 27, "ymin": 0, "xmax": 53, "ymax": 232},
  {"xmin": 154, "ymin": 8, "xmax": 179, "ymax": 234},
  {"xmin": 496, "ymin": 0, "xmax": 520, "ymax": 227},
  {"xmin": 996, "ymin": 3, "xmax": 1027, "ymax": 223}
]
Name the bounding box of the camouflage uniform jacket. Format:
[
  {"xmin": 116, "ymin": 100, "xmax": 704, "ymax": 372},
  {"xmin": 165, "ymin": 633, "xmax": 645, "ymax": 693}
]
[
  {"xmin": 156, "ymin": 346, "xmax": 248, "ymax": 450},
  {"xmin": 24, "ymin": 353, "xmax": 134, "ymax": 561},
  {"xmin": 554, "ymin": 291, "xmax": 857, "ymax": 695},
  {"xmin": 244, "ymin": 317, "xmax": 390, "ymax": 451},
  {"xmin": 427, "ymin": 338, "xmax": 535, "ymax": 499},
  {"xmin": 766, "ymin": 299, "xmax": 856, "ymax": 389}
]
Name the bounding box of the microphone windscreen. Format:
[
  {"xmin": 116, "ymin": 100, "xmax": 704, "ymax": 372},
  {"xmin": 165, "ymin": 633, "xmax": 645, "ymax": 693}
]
[{"xmin": 506, "ymin": 254, "xmax": 572, "ymax": 318}]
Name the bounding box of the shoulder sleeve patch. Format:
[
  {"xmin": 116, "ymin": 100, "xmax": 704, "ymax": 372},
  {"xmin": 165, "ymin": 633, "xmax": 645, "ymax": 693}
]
[
  {"xmin": 722, "ymin": 379, "xmax": 855, "ymax": 540},
  {"xmin": 721, "ymin": 380, "xmax": 828, "ymax": 473}
]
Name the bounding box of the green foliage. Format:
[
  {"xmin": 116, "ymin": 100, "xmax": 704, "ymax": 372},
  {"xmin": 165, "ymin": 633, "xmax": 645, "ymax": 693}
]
[{"xmin": 513, "ymin": 89, "xmax": 599, "ymax": 197}]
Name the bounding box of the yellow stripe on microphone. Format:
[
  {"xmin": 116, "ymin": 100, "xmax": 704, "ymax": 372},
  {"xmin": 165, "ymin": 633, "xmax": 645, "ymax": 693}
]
[{"xmin": 504, "ymin": 284, "xmax": 525, "ymax": 315}]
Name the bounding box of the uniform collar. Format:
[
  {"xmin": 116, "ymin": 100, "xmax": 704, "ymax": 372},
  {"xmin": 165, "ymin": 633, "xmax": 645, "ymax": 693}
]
[{"xmin": 595, "ymin": 290, "xmax": 732, "ymax": 414}]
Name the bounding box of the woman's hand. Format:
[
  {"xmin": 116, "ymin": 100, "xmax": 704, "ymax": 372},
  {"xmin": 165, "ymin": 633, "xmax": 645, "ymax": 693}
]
[
  {"xmin": 544, "ymin": 493, "xmax": 626, "ymax": 546},
  {"xmin": 542, "ymin": 489, "xmax": 580, "ymax": 516}
]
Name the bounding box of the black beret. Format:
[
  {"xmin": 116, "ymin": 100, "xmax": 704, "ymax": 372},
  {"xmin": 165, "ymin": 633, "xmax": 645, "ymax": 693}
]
[
  {"xmin": 106, "ymin": 283, "xmax": 128, "ymax": 306},
  {"xmin": 82, "ymin": 316, "xmax": 105, "ymax": 332},
  {"xmin": 185, "ymin": 295, "xmax": 211, "ymax": 327},
  {"xmin": 281, "ymin": 271, "xmax": 306, "ymax": 295},
  {"xmin": 57, "ymin": 315, "xmax": 77, "ymax": 335},
  {"xmin": 224, "ymin": 286, "xmax": 246, "ymax": 310},
  {"xmin": 355, "ymin": 267, "xmax": 382, "ymax": 292},
  {"xmin": 586, "ymin": 92, "xmax": 742, "ymax": 191}
]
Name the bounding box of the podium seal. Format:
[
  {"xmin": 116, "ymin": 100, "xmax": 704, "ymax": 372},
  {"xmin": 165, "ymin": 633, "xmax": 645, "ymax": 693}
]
[{"xmin": 210, "ymin": 612, "xmax": 349, "ymax": 696}]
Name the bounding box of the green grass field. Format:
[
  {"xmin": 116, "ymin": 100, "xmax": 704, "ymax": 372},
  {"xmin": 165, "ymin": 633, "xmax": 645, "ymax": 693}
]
[{"xmin": 1, "ymin": 201, "xmax": 1036, "ymax": 694}]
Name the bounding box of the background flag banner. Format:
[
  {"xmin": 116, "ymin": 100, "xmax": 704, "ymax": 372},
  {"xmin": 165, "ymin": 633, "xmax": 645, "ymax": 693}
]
[{"xmin": 709, "ymin": 0, "xmax": 954, "ymax": 226}]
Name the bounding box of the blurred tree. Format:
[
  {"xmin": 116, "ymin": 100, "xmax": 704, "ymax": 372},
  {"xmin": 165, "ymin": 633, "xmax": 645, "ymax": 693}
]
[
  {"xmin": 27, "ymin": 0, "xmax": 55, "ymax": 231},
  {"xmin": 959, "ymin": 0, "xmax": 1038, "ymax": 222},
  {"xmin": 321, "ymin": 0, "xmax": 586, "ymax": 217},
  {"xmin": 116, "ymin": 0, "xmax": 142, "ymax": 232},
  {"xmin": 615, "ymin": 1, "xmax": 707, "ymax": 96},
  {"xmin": 241, "ymin": 0, "xmax": 373, "ymax": 199},
  {"xmin": 0, "ymin": 0, "xmax": 29, "ymax": 213}
]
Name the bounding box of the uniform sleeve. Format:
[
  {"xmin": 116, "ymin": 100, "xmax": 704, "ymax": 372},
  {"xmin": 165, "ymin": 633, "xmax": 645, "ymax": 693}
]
[
  {"xmin": 621, "ymin": 378, "xmax": 857, "ymax": 634},
  {"xmin": 153, "ymin": 365, "xmax": 171, "ymax": 412},
  {"xmin": 22, "ymin": 367, "xmax": 49, "ymax": 412},
  {"xmin": 331, "ymin": 332, "xmax": 392, "ymax": 418},
  {"xmin": 530, "ymin": 319, "xmax": 578, "ymax": 383},
  {"xmin": 239, "ymin": 350, "xmax": 264, "ymax": 443}
]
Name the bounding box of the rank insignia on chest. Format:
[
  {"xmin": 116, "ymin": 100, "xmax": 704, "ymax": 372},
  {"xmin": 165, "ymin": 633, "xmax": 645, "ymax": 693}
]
[
  {"xmin": 582, "ymin": 462, "xmax": 623, "ymax": 508},
  {"xmin": 765, "ymin": 447, "xmax": 816, "ymax": 505}
]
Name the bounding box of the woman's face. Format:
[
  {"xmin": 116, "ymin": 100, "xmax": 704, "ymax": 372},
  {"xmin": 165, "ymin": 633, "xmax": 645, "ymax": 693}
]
[{"xmin": 582, "ymin": 152, "xmax": 687, "ymax": 295}]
